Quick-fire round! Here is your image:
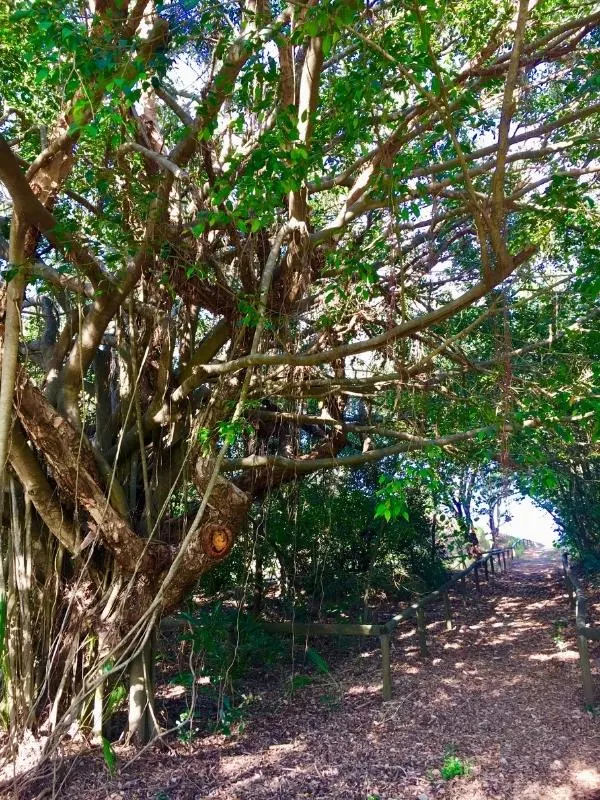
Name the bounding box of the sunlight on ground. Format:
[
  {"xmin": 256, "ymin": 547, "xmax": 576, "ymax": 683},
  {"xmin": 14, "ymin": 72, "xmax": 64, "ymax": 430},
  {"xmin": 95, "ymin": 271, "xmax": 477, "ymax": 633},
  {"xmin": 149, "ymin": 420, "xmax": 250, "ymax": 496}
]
[
  {"xmin": 267, "ymin": 741, "xmax": 303, "ymax": 754},
  {"xmin": 525, "ymin": 599, "xmax": 560, "ymax": 611},
  {"xmin": 160, "ymin": 684, "xmax": 187, "ymax": 700},
  {"xmin": 219, "ymin": 741, "xmax": 308, "ymax": 783},
  {"xmin": 572, "ymin": 767, "xmax": 600, "ymax": 791},
  {"xmin": 346, "ymin": 684, "xmax": 381, "ymax": 696},
  {"xmin": 397, "ymin": 628, "xmax": 418, "ymax": 642},
  {"xmin": 529, "ymin": 650, "xmax": 579, "ymax": 662},
  {"xmin": 198, "ymin": 550, "xmax": 594, "ymax": 800},
  {"xmin": 518, "ymin": 781, "xmax": 573, "ymax": 800},
  {"xmin": 517, "ymin": 765, "xmax": 600, "ymax": 800},
  {"xmin": 439, "ymin": 676, "xmax": 460, "ymax": 688},
  {"xmin": 0, "ymin": 731, "xmax": 47, "ymax": 782}
]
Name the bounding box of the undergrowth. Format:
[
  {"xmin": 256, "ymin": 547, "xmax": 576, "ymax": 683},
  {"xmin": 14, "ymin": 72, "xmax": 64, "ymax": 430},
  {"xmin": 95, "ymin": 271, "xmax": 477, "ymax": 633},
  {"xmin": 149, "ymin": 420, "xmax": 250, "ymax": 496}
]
[{"xmin": 440, "ymin": 746, "xmax": 471, "ymax": 780}]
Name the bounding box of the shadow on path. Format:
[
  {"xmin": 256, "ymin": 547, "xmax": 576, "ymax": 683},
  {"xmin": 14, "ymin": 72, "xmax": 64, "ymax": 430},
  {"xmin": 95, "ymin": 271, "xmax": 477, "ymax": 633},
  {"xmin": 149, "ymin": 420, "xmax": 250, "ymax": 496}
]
[{"xmin": 14, "ymin": 549, "xmax": 600, "ymax": 800}]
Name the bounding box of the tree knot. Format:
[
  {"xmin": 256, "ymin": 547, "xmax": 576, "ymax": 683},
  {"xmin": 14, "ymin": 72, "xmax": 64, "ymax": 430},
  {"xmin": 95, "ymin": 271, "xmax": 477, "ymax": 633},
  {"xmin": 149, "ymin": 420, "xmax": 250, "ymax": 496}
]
[{"xmin": 202, "ymin": 522, "xmax": 233, "ymax": 560}]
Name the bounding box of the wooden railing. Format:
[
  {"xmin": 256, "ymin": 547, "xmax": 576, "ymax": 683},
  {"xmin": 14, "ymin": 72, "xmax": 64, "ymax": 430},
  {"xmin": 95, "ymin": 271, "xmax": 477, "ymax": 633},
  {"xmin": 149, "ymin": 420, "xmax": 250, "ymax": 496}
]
[
  {"xmin": 562, "ymin": 552, "xmax": 600, "ymax": 705},
  {"xmin": 520, "ymin": 538, "xmax": 542, "ymax": 549},
  {"xmin": 379, "ymin": 546, "xmax": 515, "ymax": 699},
  {"xmin": 263, "ymin": 546, "xmax": 516, "ymax": 700}
]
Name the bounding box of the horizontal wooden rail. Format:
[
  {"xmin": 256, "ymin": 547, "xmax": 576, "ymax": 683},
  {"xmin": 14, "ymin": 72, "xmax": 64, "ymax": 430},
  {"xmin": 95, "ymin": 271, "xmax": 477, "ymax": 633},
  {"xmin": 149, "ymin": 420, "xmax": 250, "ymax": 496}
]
[
  {"xmin": 383, "ymin": 548, "xmax": 512, "ymax": 635},
  {"xmin": 260, "ymin": 621, "xmax": 383, "ymax": 637},
  {"xmin": 164, "ymin": 545, "xmax": 519, "ymax": 703},
  {"xmin": 562, "ymin": 552, "xmax": 599, "ymax": 705},
  {"xmin": 260, "ymin": 544, "xmax": 516, "ymax": 701}
]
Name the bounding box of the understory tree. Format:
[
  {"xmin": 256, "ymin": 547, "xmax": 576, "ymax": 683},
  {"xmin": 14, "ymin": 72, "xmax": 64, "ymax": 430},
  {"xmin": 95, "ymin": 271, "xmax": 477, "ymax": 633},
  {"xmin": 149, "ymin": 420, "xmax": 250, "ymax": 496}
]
[
  {"xmin": 519, "ymin": 434, "xmax": 600, "ymax": 560},
  {"xmin": 433, "ymin": 459, "xmax": 516, "ymax": 547},
  {"xmin": 244, "ymin": 463, "xmax": 451, "ymax": 616},
  {"xmin": 0, "ymin": 0, "xmax": 598, "ymax": 748}
]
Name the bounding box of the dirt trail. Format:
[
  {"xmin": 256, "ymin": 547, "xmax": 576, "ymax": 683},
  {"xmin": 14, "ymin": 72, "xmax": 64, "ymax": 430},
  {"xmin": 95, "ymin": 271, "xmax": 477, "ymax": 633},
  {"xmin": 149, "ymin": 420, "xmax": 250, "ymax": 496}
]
[{"xmin": 18, "ymin": 549, "xmax": 600, "ymax": 800}]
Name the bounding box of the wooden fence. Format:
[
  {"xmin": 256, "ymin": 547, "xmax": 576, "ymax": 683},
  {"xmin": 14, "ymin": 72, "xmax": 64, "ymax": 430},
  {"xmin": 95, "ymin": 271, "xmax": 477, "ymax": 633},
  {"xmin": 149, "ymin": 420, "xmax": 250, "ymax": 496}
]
[
  {"xmin": 562, "ymin": 552, "xmax": 600, "ymax": 705},
  {"xmin": 263, "ymin": 546, "xmax": 516, "ymax": 700}
]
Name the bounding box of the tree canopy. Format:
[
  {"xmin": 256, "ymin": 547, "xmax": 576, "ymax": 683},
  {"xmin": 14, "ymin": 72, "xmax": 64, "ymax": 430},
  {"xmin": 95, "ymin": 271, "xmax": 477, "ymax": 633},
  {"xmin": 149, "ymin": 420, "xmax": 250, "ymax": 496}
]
[{"xmin": 0, "ymin": 0, "xmax": 598, "ymax": 744}]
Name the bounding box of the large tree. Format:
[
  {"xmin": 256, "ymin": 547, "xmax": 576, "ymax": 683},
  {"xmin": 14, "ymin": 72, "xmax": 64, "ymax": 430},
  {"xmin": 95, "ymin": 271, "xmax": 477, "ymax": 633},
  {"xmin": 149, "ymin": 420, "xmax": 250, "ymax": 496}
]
[{"xmin": 0, "ymin": 0, "xmax": 598, "ymax": 744}]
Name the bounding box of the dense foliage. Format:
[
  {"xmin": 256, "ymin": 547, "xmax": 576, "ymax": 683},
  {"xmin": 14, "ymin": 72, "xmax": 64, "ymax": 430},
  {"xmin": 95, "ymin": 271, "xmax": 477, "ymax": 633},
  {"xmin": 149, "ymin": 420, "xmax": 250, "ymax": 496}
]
[{"xmin": 0, "ymin": 0, "xmax": 598, "ymax": 747}]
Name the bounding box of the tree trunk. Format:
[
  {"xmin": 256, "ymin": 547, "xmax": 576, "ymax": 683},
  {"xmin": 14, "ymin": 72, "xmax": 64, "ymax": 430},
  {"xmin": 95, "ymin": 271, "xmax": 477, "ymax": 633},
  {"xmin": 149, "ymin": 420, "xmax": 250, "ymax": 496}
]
[
  {"xmin": 252, "ymin": 542, "xmax": 265, "ymax": 615},
  {"xmin": 128, "ymin": 634, "xmax": 157, "ymax": 746},
  {"xmin": 489, "ymin": 502, "xmax": 500, "ymax": 547},
  {"xmin": 430, "ymin": 513, "xmax": 437, "ymax": 565}
]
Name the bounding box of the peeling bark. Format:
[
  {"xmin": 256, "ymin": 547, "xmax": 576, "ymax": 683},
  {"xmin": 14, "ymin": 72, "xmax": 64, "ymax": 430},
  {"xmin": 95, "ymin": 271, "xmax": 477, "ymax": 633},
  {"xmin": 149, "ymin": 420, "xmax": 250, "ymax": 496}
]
[{"xmin": 14, "ymin": 372, "xmax": 171, "ymax": 575}]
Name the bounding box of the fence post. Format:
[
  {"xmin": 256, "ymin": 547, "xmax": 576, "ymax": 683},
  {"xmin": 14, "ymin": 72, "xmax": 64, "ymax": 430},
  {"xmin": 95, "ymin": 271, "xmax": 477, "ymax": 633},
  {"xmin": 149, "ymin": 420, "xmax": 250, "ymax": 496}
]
[
  {"xmin": 380, "ymin": 633, "xmax": 392, "ymax": 701},
  {"xmin": 444, "ymin": 591, "xmax": 452, "ymax": 630},
  {"xmin": 502, "ymin": 551, "xmax": 507, "ymax": 571},
  {"xmin": 474, "ymin": 564, "xmax": 481, "ymax": 595},
  {"xmin": 577, "ymin": 631, "xmax": 595, "ymax": 706},
  {"xmin": 497, "ymin": 552, "xmax": 502, "ymax": 572},
  {"xmin": 490, "ymin": 554, "xmax": 495, "ymax": 578},
  {"xmin": 460, "ymin": 575, "xmax": 467, "ymax": 608},
  {"xmin": 416, "ymin": 607, "xmax": 428, "ymax": 657},
  {"xmin": 562, "ymin": 553, "xmax": 575, "ymax": 607},
  {"xmin": 483, "ymin": 558, "xmax": 489, "ymax": 582}
]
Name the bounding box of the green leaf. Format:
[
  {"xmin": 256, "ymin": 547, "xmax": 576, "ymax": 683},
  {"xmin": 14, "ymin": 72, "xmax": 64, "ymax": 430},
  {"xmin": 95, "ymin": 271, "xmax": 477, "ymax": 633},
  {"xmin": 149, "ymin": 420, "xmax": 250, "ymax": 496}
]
[
  {"xmin": 101, "ymin": 737, "xmax": 117, "ymax": 776},
  {"xmin": 2, "ymin": 266, "xmax": 20, "ymax": 283},
  {"xmin": 306, "ymin": 647, "xmax": 329, "ymax": 674}
]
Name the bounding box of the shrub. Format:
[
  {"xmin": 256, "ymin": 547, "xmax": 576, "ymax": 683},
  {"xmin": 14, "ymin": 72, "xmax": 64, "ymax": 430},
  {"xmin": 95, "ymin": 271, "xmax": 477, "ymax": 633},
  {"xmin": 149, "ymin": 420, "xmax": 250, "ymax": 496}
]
[{"xmin": 440, "ymin": 747, "xmax": 470, "ymax": 780}]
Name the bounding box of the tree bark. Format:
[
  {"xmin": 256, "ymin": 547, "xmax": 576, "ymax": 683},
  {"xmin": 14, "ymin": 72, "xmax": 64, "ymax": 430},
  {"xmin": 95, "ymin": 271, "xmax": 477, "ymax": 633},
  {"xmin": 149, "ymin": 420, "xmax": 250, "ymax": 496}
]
[{"xmin": 128, "ymin": 633, "xmax": 157, "ymax": 745}]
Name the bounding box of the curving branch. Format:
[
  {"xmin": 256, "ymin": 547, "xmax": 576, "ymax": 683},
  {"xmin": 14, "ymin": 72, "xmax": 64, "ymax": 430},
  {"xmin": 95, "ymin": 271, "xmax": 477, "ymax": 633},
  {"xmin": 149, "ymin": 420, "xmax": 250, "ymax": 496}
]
[
  {"xmin": 225, "ymin": 412, "xmax": 595, "ymax": 477},
  {"xmin": 171, "ymin": 244, "xmax": 535, "ymax": 399}
]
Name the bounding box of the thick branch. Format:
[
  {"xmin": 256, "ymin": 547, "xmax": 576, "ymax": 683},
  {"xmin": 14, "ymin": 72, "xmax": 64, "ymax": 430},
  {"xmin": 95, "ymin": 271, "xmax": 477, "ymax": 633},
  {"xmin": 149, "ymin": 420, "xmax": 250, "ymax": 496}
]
[
  {"xmin": 225, "ymin": 413, "xmax": 595, "ymax": 477},
  {"xmin": 172, "ymin": 245, "xmax": 535, "ymax": 398},
  {"xmin": 15, "ymin": 373, "xmax": 169, "ymax": 575},
  {"xmin": 9, "ymin": 423, "xmax": 80, "ymax": 554}
]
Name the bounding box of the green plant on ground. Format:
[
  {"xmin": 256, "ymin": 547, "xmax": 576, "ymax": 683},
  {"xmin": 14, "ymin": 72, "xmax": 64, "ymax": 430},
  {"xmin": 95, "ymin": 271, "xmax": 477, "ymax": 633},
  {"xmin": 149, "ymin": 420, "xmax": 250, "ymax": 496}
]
[
  {"xmin": 552, "ymin": 619, "xmax": 568, "ymax": 650},
  {"xmin": 440, "ymin": 746, "xmax": 470, "ymax": 780},
  {"xmin": 212, "ymin": 693, "xmax": 254, "ymax": 736},
  {"xmin": 101, "ymin": 736, "xmax": 117, "ymax": 776},
  {"xmin": 179, "ymin": 604, "xmax": 284, "ymax": 688},
  {"xmin": 286, "ymin": 674, "xmax": 313, "ymax": 696},
  {"xmin": 104, "ymin": 681, "xmax": 127, "ymax": 721},
  {"xmin": 286, "ymin": 647, "xmax": 338, "ymax": 700},
  {"xmin": 305, "ymin": 647, "xmax": 330, "ymax": 675},
  {"xmin": 176, "ymin": 709, "xmax": 199, "ymax": 744}
]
